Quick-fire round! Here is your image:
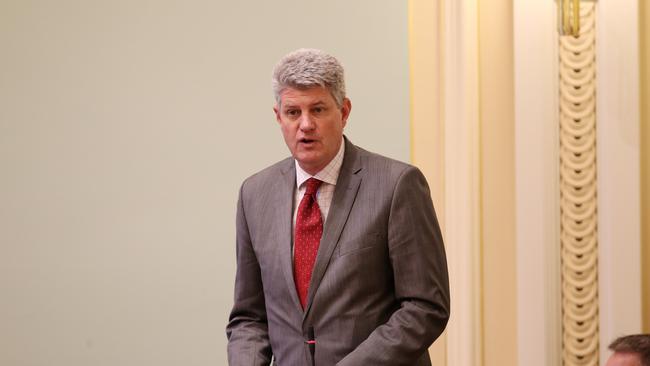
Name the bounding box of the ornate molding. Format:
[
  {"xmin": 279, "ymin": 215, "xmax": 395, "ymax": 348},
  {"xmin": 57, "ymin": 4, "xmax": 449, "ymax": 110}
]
[{"xmin": 559, "ymin": 3, "xmax": 599, "ymax": 365}]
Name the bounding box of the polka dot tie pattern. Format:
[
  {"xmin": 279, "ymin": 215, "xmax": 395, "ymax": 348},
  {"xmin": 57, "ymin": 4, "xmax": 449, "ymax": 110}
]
[{"xmin": 293, "ymin": 178, "xmax": 323, "ymax": 310}]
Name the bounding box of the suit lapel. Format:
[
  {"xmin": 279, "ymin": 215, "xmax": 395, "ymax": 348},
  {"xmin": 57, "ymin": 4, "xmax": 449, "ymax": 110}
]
[
  {"xmin": 276, "ymin": 160, "xmax": 304, "ymax": 313},
  {"xmin": 303, "ymin": 139, "xmax": 362, "ymax": 317}
]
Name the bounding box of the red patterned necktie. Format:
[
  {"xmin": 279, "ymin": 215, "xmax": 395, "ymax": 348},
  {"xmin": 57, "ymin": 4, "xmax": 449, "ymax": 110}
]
[{"xmin": 294, "ymin": 178, "xmax": 323, "ymax": 309}]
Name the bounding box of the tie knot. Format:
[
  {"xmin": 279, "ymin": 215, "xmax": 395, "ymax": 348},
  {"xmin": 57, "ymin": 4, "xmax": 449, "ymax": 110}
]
[{"xmin": 304, "ymin": 178, "xmax": 322, "ymax": 196}]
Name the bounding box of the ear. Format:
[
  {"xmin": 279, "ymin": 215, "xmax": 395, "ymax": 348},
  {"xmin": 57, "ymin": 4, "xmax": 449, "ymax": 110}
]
[
  {"xmin": 340, "ymin": 98, "xmax": 352, "ymax": 128},
  {"xmin": 273, "ymin": 104, "xmax": 281, "ymax": 124}
]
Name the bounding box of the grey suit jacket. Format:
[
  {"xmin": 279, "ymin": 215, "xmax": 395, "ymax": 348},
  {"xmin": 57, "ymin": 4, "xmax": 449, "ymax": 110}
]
[{"xmin": 227, "ymin": 138, "xmax": 450, "ymax": 366}]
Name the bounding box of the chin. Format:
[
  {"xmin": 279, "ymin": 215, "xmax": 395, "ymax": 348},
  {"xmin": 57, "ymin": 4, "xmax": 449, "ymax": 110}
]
[{"xmin": 295, "ymin": 152, "xmax": 322, "ymax": 162}]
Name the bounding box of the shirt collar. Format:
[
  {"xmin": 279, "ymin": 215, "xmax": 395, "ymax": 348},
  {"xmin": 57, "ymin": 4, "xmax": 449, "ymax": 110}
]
[{"xmin": 295, "ymin": 137, "xmax": 345, "ymax": 189}]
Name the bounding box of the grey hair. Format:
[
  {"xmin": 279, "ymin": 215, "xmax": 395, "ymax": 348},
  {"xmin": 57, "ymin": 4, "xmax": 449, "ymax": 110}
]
[
  {"xmin": 272, "ymin": 48, "xmax": 346, "ymax": 107},
  {"xmin": 609, "ymin": 334, "xmax": 650, "ymax": 366}
]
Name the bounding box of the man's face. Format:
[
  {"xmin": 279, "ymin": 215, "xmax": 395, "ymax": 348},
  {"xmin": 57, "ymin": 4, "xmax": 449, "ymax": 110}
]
[
  {"xmin": 274, "ymin": 86, "xmax": 351, "ymax": 175},
  {"xmin": 605, "ymin": 352, "xmax": 642, "ymax": 366}
]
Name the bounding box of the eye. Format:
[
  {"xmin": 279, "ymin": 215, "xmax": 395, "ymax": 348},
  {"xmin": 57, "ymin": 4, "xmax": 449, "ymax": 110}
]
[
  {"xmin": 285, "ymin": 109, "xmax": 300, "ymax": 117},
  {"xmin": 312, "ymin": 106, "xmax": 325, "ymax": 114}
]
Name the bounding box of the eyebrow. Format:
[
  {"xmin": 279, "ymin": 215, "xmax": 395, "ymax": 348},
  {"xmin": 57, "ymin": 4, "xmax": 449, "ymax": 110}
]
[{"xmin": 282, "ymin": 101, "xmax": 327, "ymax": 109}]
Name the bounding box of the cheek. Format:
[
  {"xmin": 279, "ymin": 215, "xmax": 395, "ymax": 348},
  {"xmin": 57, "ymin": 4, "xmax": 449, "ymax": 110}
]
[
  {"xmin": 280, "ymin": 124, "xmax": 297, "ymax": 142},
  {"xmin": 326, "ymin": 120, "xmax": 345, "ymax": 137}
]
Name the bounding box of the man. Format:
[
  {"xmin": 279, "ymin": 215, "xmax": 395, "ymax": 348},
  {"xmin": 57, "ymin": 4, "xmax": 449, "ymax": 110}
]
[
  {"xmin": 226, "ymin": 48, "xmax": 450, "ymax": 365},
  {"xmin": 606, "ymin": 334, "xmax": 650, "ymax": 366}
]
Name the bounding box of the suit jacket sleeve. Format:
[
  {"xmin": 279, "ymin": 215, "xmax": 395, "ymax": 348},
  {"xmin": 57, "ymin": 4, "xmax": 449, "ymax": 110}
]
[
  {"xmin": 226, "ymin": 184, "xmax": 273, "ymax": 366},
  {"xmin": 337, "ymin": 166, "xmax": 450, "ymax": 366}
]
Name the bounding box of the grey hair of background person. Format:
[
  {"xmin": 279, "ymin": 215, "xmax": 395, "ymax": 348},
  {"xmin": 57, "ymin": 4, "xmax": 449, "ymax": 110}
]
[
  {"xmin": 609, "ymin": 334, "xmax": 650, "ymax": 366},
  {"xmin": 272, "ymin": 48, "xmax": 346, "ymax": 107}
]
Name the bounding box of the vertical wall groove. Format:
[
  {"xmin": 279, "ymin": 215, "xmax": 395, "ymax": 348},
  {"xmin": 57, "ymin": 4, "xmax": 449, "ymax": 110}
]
[
  {"xmin": 559, "ymin": 3, "xmax": 599, "ymax": 366},
  {"xmin": 641, "ymin": 0, "xmax": 650, "ymax": 334}
]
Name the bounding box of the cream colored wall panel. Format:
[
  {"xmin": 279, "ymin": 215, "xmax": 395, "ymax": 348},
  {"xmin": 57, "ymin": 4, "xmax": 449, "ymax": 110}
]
[
  {"xmin": 407, "ymin": 0, "xmax": 447, "ymax": 363},
  {"xmin": 478, "ymin": 0, "xmax": 517, "ymax": 364},
  {"xmin": 514, "ymin": 1, "xmax": 562, "ymax": 365},
  {"xmin": 596, "ymin": 0, "xmax": 642, "ymax": 361},
  {"xmin": 516, "ymin": 1, "xmax": 642, "ymax": 365},
  {"xmin": 408, "ymin": 0, "xmax": 445, "ymax": 227},
  {"xmin": 443, "ymin": 0, "xmax": 483, "ymax": 365}
]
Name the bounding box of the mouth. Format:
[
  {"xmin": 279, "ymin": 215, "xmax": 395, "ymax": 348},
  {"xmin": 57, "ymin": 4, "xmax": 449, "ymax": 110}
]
[{"xmin": 299, "ymin": 138, "xmax": 317, "ymax": 145}]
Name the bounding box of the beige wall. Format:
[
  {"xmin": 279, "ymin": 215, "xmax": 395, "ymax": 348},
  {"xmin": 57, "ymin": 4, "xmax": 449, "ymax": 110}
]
[
  {"xmin": 641, "ymin": 0, "xmax": 650, "ymax": 334},
  {"xmin": 478, "ymin": 0, "xmax": 517, "ymax": 365},
  {"xmin": 408, "ymin": 0, "xmax": 447, "ymax": 363},
  {"xmin": 409, "ymin": 0, "xmax": 517, "ymax": 365},
  {"xmin": 411, "ymin": 0, "xmax": 645, "ymax": 364},
  {"xmin": 0, "ymin": 1, "xmax": 411, "ymax": 364}
]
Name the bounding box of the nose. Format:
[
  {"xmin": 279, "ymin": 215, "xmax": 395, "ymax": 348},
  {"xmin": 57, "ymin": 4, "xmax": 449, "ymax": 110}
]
[{"xmin": 298, "ymin": 113, "xmax": 316, "ymax": 131}]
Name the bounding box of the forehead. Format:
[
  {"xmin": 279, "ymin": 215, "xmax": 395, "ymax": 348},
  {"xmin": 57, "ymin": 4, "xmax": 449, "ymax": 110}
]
[
  {"xmin": 605, "ymin": 352, "xmax": 642, "ymax": 366},
  {"xmin": 279, "ymin": 86, "xmax": 335, "ymax": 106}
]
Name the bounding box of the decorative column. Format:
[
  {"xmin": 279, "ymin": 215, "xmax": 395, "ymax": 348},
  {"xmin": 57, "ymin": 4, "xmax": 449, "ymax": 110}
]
[{"xmin": 559, "ymin": 3, "xmax": 599, "ymax": 365}]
